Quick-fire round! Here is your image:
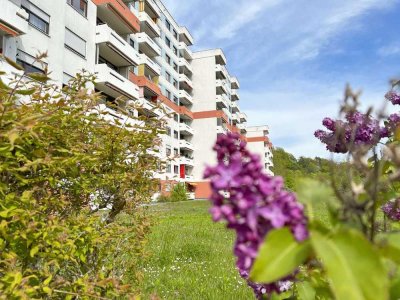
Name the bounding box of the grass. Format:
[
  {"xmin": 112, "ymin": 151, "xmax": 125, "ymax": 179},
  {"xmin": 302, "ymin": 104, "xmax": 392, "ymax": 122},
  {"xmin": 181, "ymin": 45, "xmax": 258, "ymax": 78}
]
[{"xmin": 139, "ymin": 200, "xmax": 254, "ymax": 299}]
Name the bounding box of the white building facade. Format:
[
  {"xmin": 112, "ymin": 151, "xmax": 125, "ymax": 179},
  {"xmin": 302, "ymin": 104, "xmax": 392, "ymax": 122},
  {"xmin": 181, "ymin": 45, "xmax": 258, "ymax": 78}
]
[{"xmin": 0, "ymin": 0, "xmax": 273, "ymax": 199}]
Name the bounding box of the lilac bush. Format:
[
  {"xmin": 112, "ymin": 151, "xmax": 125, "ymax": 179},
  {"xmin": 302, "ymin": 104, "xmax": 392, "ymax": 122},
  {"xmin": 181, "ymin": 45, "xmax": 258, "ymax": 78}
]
[
  {"xmin": 382, "ymin": 199, "xmax": 400, "ymax": 221},
  {"xmin": 204, "ymin": 133, "xmax": 308, "ymax": 298},
  {"xmin": 314, "ymin": 111, "xmax": 386, "ymax": 153},
  {"xmin": 386, "ymin": 91, "xmax": 400, "ymax": 105}
]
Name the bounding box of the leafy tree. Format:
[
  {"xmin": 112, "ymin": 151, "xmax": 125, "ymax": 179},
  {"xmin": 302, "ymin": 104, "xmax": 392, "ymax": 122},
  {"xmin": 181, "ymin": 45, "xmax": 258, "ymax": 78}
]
[{"xmin": 0, "ymin": 55, "xmax": 164, "ymax": 298}]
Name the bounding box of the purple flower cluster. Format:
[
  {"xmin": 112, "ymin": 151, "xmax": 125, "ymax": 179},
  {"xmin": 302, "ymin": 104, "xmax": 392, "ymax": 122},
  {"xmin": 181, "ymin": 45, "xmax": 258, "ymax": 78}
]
[
  {"xmin": 382, "ymin": 199, "xmax": 400, "ymax": 221},
  {"xmin": 381, "ymin": 113, "xmax": 400, "ymax": 137},
  {"xmin": 386, "ymin": 91, "xmax": 400, "ymax": 105},
  {"xmin": 314, "ymin": 111, "xmax": 386, "ymax": 153},
  {"xmin": 204, "ymin": 133, "xmax": 308, "ymax": 298}
]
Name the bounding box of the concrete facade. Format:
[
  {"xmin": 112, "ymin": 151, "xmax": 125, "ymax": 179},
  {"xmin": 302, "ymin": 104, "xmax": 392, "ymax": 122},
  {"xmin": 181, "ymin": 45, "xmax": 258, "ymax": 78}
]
[{"xmin": 0, "ymin": 0, "xmax": 273, "ymax": 199}]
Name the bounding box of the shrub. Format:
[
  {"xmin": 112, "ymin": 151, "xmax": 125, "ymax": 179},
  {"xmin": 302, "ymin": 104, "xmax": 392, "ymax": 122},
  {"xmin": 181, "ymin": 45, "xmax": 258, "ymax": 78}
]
[
  {"xmin": 170, "ymin": 183, "xmax": 189, "ymax": 202},
  {"xmin": 0, "ymin": 55, "xmax": 164, "ymax": 298}
]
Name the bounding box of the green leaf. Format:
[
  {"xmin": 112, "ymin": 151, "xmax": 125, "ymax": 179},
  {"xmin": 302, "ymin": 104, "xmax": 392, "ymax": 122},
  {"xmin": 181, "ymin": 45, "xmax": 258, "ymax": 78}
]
[
  {"xmin": 28, "ymin": 73, "xmax": 50, "ymax": 83},
  {"xmin": 15, "ymin": 88, "xmax": 36, "ymax": 95},
  {"xmin": 5, "ymin": 56, "xmax": 24, "ymax": 70},
  {"xmin": 311, "ymin": 228, "xmax": 389, "ymax": 300},
  {"xmin": 250, "ymin": 228, "xmax": 311, "ymax": 283},
  {"xmin": 377, "ymin": 232, "xmax": 400, "ymax": 264},
  {"xmin": 30, "ymin": 246, "xmax": 39, "ymax": 257},
  {"xmin": 390, "ymin": 275, "xmax": 400, "ymax": 300},
  {"xmin": 297, "ymin": 281, "xmax": 316, "ymax": 300}
]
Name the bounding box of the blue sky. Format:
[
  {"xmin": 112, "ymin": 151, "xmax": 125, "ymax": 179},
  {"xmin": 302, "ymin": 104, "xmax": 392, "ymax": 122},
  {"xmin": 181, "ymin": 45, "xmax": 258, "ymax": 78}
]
[{"xmin": 164, "ymin": 0, "xmax": 400, "ymax": 158}]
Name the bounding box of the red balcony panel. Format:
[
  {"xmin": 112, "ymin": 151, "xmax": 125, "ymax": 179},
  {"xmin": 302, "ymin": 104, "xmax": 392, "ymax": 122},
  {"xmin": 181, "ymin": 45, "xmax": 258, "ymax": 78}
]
[
  {"xmin": 129, "ymin": 72, "xmax": 160, "ymax": 96},
  {"xmin": 93, "ymin": 0, "xmax": 140, "ymax": 33}
]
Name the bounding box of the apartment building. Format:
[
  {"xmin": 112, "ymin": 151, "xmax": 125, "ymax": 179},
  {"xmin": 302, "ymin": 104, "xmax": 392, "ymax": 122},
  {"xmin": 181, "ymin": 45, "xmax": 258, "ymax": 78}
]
[
  {"xmin": 0, "ymin": 0, "xmax": 273, "ymax": 199},
  {"xmin": 246, "ymin": 126, "xmax": 274, "ymax": 175}
]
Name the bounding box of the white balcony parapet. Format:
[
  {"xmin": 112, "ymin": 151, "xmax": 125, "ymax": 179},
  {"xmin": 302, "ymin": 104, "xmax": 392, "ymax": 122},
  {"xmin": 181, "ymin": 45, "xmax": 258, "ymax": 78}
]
[
  {"xmin": 239, "ymin": 112, "xmax": 248, "ymax": 122},
  {"xmin": 139, "ymin": 53, "xmax": 161, "ymax": 76},
  {"xmin": 178, "ymin": 42, "xmax": 192, "ymax": 60},
  {"xmin": 138, "ymin": 11, "xmax": 160, "ymax": 37},
  {"xmin": 216, "ymin": 95, "xmax": 228, "ymax": 109},
  {"xmin": 96, "ymin": 24, "xmax": 140, "ymax": 66},
  {"xmin": 180, "ymin": 156, "xmax": 194, "ymax": 166},
  {"xmin": 136, "ymin": 32, "xmax": 161, "ymax": 57},
  {"xmin": 178, "ymin": 58, "xmax": 193, "ymax": 74},
  {"xmin": 0, "ymin": 0, "xmax": 29, "ymax": 36},
  {"xmin": 95, "ymin": 64, "xmax": 140, "ymax": 100},
  {"xmin": 179, "ymin": 140, "xmax": 194, "ymax": 151},
  {"xmin": 178, "ymin": 26, "xmax": 194, "ymax": 46},
  {"xmin": 216, "ymin": 79, "xmax": 228, "ymax": 95},
  {"xmin": 231, "ymin": 101, "xmax": 239, "ymax": 113},
  {"xmin": 237, "ymin": 123, "xmax": 247, "ymax": 131},
  {"xmin": 230, "ymin": 76, "xmax": 240, "ymax": 89},
  {"xmin": 217, "ymin": 125, "xmax": 228, "ymax": 134},
  {"xmin": 215, "ymin": 64, "xmax": 229, "ymax": 80},
  {"xmin": 179, "ymin": 89, "xmax": 193, "ymax": 105},
  {"xmin": 179, "ymin": 73, "xmax": 193, "ymax": 88},
  {"xmin": 143, "ymin": 0, "xmax": 161, "ymax": 18},
  {"xmin": 231, "ymin": 89, "xmax": 239, "ymax": 101},
  {"xmin": 179, "ymin": 122, "xmax": 194, "ymax": 136}
]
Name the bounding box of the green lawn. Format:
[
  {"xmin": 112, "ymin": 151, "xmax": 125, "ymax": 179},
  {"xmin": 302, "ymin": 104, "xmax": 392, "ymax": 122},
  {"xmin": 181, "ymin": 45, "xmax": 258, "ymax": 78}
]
[{"xmin": 139, "ymin": 200, "xmax": 254, "ymax": 299}]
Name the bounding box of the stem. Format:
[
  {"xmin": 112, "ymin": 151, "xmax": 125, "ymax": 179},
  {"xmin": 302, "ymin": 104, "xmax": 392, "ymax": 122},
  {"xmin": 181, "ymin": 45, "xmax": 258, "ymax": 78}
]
[{"xmin": 369, "ymin": 148, "xmax": 380, "ymax": 242}]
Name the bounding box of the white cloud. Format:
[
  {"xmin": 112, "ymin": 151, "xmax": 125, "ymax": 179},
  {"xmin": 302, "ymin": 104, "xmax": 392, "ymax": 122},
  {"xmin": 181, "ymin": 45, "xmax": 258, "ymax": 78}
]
[{"xmin": 378, "ymin": 44, "xmax": 400, "ymax": 56}]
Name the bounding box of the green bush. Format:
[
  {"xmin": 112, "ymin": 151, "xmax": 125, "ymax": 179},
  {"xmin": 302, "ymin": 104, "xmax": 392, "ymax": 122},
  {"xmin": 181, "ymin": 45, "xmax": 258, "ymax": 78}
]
[
  {"xmin": 0, "ymin": 55, "xmax": 163, "ymax": 298},
  {"xmin": 170, "ymin": 183, "xmax": 189, "ymax": 202}
]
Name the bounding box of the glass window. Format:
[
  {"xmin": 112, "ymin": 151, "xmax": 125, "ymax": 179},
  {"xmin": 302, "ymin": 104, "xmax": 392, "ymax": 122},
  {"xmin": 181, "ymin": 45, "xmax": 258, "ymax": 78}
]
[
  {"xmin": 173, "ymin": 46, "xmax": 177, "ymax": 55},
  {"xmin": 165, "ymin": 19, "xmax": 171, "ymax": 31},
  {"xmin": 173, "ymin": 96, "xmax": 178, "ymax": 104},
  {"xmin": 129, "ymin": 39, "xmax": 135, "ymax": 49},
  {"xmin": 166, "ymin": 146, "xmax": 171, "ymax": 156},
  {"xmin": 166, "ymin": 72, "xmax": 171, "ymax": 82},
  {"xmin": 166, "ymin": 90, "xmax": 171, "ymax": 99},
  {"xmin": 174, "ymin": 114, "xmax": 179, "ymax": 122},
  {"xmin": 22, "ymin": 1, "xmax": 50, "ymax": 34},
  {"xmin": 173, "ymin": 29, "xmax": 178, "ymax": 40},
  {"xmin": 165, "ymin": 54, "xmax": 171, "ymax": 64},
  {"xmin": 173, "ymin": 63, "xmax": 178, "ymax": 72},
  {"xmin": 174, "ymin": 148, "xmax": 178, "ymax": 156},
  {"xmin": 173, "ymin": 80, "xmax": 178, "ymax": 88},
  {"xmin": 67, "ymin": 0, "xmax": 87, "ymax": 17},
  {"xmin": 174, "ymin": 130, "xmax": 179, "ymax": 139},
  {"xmin": 16, "ymin": 59, "xmax": 44, "ymax": 74},
  {"xmin": 174, "ymin": 166, "xmax": 179, "ymax": 174},
  {"xmin": 65, "ymin": 28, "xmax": 86, "ymax": 58},
  {"xmin": 166, "ymin": 163, "xmax": 171, "ymax": 173},
  {"xmin": 166, "ymin": 127, "xmax": 171, "ymax": 136},
  {"xmin": 165, "ymin": 37, "xmax": 171, "ymax": 48}
]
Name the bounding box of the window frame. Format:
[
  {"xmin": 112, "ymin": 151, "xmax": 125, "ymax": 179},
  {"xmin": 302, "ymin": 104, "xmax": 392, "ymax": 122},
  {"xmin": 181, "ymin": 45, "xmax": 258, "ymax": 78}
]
[
  {"xmin": 67, "ymin": 0, "xmax": 88, "ymax": 17},
  {"xmin": 22, "ymin": 4, "xmax": 50, "ymax": 34},
  {"xmin": 65, "ymin": 27, "xmax": 87, "ymax": 59}
]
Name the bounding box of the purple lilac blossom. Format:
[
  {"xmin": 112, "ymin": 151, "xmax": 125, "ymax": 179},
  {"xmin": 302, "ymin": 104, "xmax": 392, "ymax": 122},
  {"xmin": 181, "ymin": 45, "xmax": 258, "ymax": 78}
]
[
  {"xmin": 386, "ymin": 91, "xmax": 400, "ymax": 105},
  {"xmin": 204, "ymin": 133, "xmax": 308, "ymax": 298},
  {"xmin": 314, "ymin": 111, "xmax": 385, "ymax": 153},
  {"xmin": 382, "ymin": 199, "xmax": 400, "ymax": 221}
]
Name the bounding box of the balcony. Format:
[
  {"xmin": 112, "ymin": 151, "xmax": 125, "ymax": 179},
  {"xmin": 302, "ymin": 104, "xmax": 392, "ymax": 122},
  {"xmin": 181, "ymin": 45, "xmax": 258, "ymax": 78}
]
[
  {"xmin": 134, "ymin": 97, "xmax": 160, "ymax": 117},
  {"xmin": 136, "ymin": 32, "xmax": 161, "ymax": 57},
  {"xmin": 180, "ymin": 156, "xmax": 194, "ymax": 166},
  {"xmin": 231, "ymin": 101, "xmax": 239, "ymax": 113},
  {"xmin": 93, "ymin": 0, "xmax": 140, "ymax": 34},
  {"xmin": 239, "ymin": 112, "xmax": 248, "ymax": 122},
  {"xmin": 178, "ymin": 26, "xmax": 194, "ymax": 46},
  {"xmin": 96, "ymin": 24, "xmax": 140, "ymax": 67},
  {"xmin": 178, "ymin": 58, "xmax": 192, "ymax": 75},
  {"xmin": 140, "ymin": 0, "xmax": 161, "ymax": 18},
  {"xmin": 237, "ymin": 123, "xmax": 247, "ymax": 133},
  {"xmin": 95, "ymin": 64, "xmax": 140, "ymax": 100},
  {"xmin": 139, "ymin": 54, "xmax": 161, "ymax": 77},
  {"xmin": 179, "ymin": 140, "xmax": 194, "ymax": 151},
  {"xmin": 230, "ymin": 76, "xmax": 240, "ymax": 89},
  {"xmin": 0, "ymin": 0, "xmax": 28, "ymax": 36},
  {"xmin": 231, "ymin": 89, "xmax": 239, "ymax": 101},
  {"xmin": 231, "ymin": 113, "xmax": 239, "ymax": 123},
  {"xmin": 216, "ymin": 95, "xmax": 229, "ymax": 109},
  {"xmin": 179, "ymin": 89, "xmax": 193, "ymax": 106},
  {"xmin": 178, "ymin": 42, "xmax": 192, "ymax": 61},
  {"xmin": 138, "ymin": 11, "xmax": 160, "ymax": 38},
  {"xmin": 179, "ymin": 122, "xmax": 194, "ymax": 136},
  {"xmin": 217, "ymin": 125, "xmax": 228, "ymax": 134},
  {"xmin": 129, "ymin": 72, "xmax": 160, "ymax": 97},
  {"xmin": 179, "ymin": 73, "xmax": 193, "ymax": 91},
  {"xmin": 215, "ymin": 64, "xmax": 228, "ymax": 80},
  {"xmin": 216, "ymin": 79, "xmax": 228, "ymax": 95}
]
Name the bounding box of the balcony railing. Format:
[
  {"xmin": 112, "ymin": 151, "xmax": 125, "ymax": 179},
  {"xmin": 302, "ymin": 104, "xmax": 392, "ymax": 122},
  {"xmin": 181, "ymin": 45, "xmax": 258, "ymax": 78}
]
[
  {"xmin": 216, "ymin": 95, "xmax": 228, "ymax": 109},
  {"xmin": 96, "ymin": 24, "xmax": 140, "ymax": 67},
  {"xmin": 179, "ymin": 122, "xmax": 194, "ymax": 136},
  {"xmin": 138, "ymin": 11, "xmax": 160, "ymax": 37},
  {"xmin": 231, "ymin": 89, "xmax": 239, "ymax": 101},
  {"xmin": 216, "ymin": 79, "xmax": 228, "ymax": 95},
  {"xmin": 179, "ymin": 90, "xmax": 193, "ymax": 105},
  {"xmin": 93, "ymin": 0, "xmax": 140, "ymax": 34},
  {"xmin": 180, "ymin": 156, "xmax": 194, "ymax": 166},
  {"xmin": 178, "ymin": 42, "xmax": 193, "ymax": 60},
  {"xmin": 139, "ymin": 54, "xmax": 161, "ymax": 76},
  {"xmin": 95, "ymin": 63, "xmax": 140, "ymax": 100},
  {"xmin": 136, "ymin": 32, "xmax": 161, "ymax": 57},
  {"xmin": 1, "ymin": 0, "xmax": 28, "ymax": 36},
  {"xmin": 178, "ymin": 58, "xmax": 192, "ymax": 74},
  {"xmin": 179, "ymin": 140, "xmax": 194, "ymax": 151},
  {"xmin": 230, "ymin": 76, "xmax": 240, "ymax": 89}
]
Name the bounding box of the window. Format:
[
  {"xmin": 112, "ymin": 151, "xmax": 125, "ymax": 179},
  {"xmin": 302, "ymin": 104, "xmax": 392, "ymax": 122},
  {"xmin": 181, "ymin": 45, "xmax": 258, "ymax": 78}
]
[
  {"xmin": 165, "ymin": 72, "xmax": 171, "ymax": 82},
  {"xmin": 67, "ymin": 0, "xmax": 88, "ymax": 17},
  {"xmin": 174, "ymin": 114, "xmax": 179, "ymax": 122},
  {"xmin": 173, "ymin": 96, "xmax": 179, "ymax": 104},
  {"xmin": 174, "ymin": 148, "xmax": 179, "ymax": 156},
  {"xmin": 173, "ymin": 63, "xmax": 178, "ymax": 72},
  {"xmin": 173, "ymin": 46, "xmax": 177, "ymax": 56},
  {"xmin": 174, "ymin": 130, "xmax": 179, "ymax": 139},
  {"xmin": 174, "ymin": 165, "xmax": 179, "ymax": 174},
  {"xmin": 165, "ymin": 54, "xmax": 171, "ymax": 65},
  {"xmin": 65, "ymin": 28, "xmax": 86, "ymax": 58},
  {"xmin": 166, "ymin": 90, "xmax": 171, "ymax": 99},
  {"xmin": 165, "ymin": 37, "xmax": 171, "ymax": 48},
  {"xmin": 22, "ymin": 0, "xmax": 50, "ymax": 34},
  {"xmin": 129, "ymin": 39, "xmax": 135, "ymax": 49},
  {"xmin": 173, "ymin": 29, "xmax": 178, "ymax": 40},
  {"xmin": 166, "ymin": 127, "xmax": 171, "ymax": 136},
  {"xmin": 173, "ymin": 80, "xmax": 178, "ymax": 88},
  {"xmin": 166, "ymin": 163, "xmax": 171, "ymax": 173},
  {"xmin": 165, "ymin": 19, "xmax": 171, "ymax": 31},
  {"xmin": 16, "ymin": 50, "xmax": 46, "ymax": 74},
  {"xmin": 166, "ymin": 146, "xmax": 171, "ymax": 156}
]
